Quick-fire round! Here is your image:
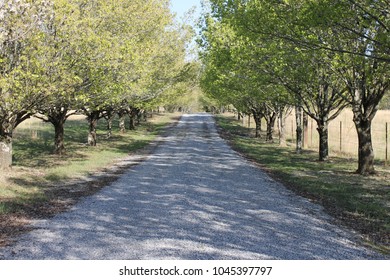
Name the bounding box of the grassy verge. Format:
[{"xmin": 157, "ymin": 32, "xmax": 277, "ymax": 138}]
[
  {"xmin": 215, "ymin": 114, "xmax": 390, "ymax": 254},
  {"xmin": 0, "ymin": 113, "xmax": 181, "ymax": 245}
]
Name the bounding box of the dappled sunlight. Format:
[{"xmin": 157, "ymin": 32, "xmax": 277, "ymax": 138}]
[{"xmin": 0, "ymin": 114, "xmax": 383, "ymax": 260}]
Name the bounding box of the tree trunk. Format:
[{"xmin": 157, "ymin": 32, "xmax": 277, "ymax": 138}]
[
  {"xmin": 265, "ymin": 113, "xmax": 277, "ymax": 142},
  {"xmin": 348, "ymin": 71, "xmax": 385, "ymax": 175},
  {"xmin": 136, "ymin": 108, "xmax": 142, "ymax": 125},
  {"xmin": 0, "ymin": 113, "xmax": 31, "ymax": 169},
  {"xmin": 46, "ymin": 110, "xmax": 69, "ymax": 155},
  {"xmin": 53, "ymin": 119, "xmax": 66, "ymax": 155},
  {"xmin": 253, "ymin": 113, "xmax": 262, "ymax": 138},
  {"xmin": 104, "ymin": 109, "xmax": 115, "ymax": 139},
  {"xmin": 0, "ymin": 135, "xmax": 12, "ymax": 170},
  {"xmin": 87, "ymin": 112, "xmax": 99, "ymax": 146},
  {"xmin": 106, "ymin": 118, "xmax": 113, "ymax": 139},
  {"xmin": 143, "ymin": 110, "xmax": 148, "ymax": 122},
  {"xmin": 354, "ymin": 118, "xmax": 376, "ymax": 175},
  {"xmin": 278, "ymin": 109, "xmax": 287, "ymax": 147},
  {"xmin": 295, "ymin": 106, "xmax": 303, "ymax": 153},
  {"xmin": 118, "ymin": 111, "xmax": 126, "ymax": 134},
  {"xmin": 303, "ymin": 113, "xmax": 309, "ymax": 148},
  {"xmin": 129, "ymin": 110, "xmax": 136, "ymax": 130},
  {"xmin": 317, "ymin": 119, "xmax": 329, "ymax": 161}
]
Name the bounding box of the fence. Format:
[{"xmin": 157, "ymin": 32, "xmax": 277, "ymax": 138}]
[
  {"xmin": 239, "ymin": 109, "xmax": 389, "ymax": 163},
  {"xmin": 284, "ymin": 109, "xmax": 390, "ymax": 163}
]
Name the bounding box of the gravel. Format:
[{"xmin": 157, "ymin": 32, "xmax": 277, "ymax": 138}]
[{"xmin": 0, "ymin": 113, "xmax": 385, "ymax": 260}]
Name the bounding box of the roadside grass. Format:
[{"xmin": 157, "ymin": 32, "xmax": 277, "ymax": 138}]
[
  {"xmin": 215, "ymin": 114, "xmax": 390, "ymax": 254},
  {"xmin": 0, "ymin": 113, "xmax": 180, "ymax": 217}
]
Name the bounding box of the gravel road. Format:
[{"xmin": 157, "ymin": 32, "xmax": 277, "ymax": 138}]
[{"xmin": 0, "ymin": 114, "xmax": 385, "ymax": 259}]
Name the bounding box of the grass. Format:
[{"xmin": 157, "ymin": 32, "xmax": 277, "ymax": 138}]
[
  {"xmin": 0, "ymin": 113, "xmax": 180, "ymax": 217},
  {"xmin": 216, "ymin": 114, "xmax": 390, "ymax": 254}
]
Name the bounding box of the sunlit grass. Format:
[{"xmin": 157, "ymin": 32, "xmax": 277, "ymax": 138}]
[{"xmin": 0, "ymin": 113, "xmax": 180, "ymax": 214}]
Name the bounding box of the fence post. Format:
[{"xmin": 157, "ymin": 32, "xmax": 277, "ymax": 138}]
[
  {"xmin": 310, "ymin": 119, "xmax": 313, "ymax": 147},
  {"xmin": 303, "ymin": 113, "xmax": 308, "ymax": 148},
  {"xmin": 386, "ymin": 122, "xmax": 388, "ymax": 166},
  {"xmin": 291, "ymin": 120, "xmax": 294, "ymax": 140},
  {"xmin": 340, "ymin": 121, "xmax": 343, "ymax": 152}
]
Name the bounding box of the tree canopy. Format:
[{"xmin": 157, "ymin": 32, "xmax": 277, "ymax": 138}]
[
  {"xmin": 0, "ymin": 0, "xmax": 193, "ymax": 168},
  {"xmin": 199, "ymin": 0, "xmax": 389, "ymax": 174}
]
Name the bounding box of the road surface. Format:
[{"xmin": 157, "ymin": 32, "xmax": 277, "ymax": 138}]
[{"xmin": 0, "ymin": 114, "xmax": 384, "ymax": 259}]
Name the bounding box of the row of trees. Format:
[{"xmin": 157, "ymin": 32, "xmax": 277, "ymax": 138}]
[
  {"xmin": 199, "ymin": 0, "xmax": 389, "ymax": 175},
  {"xmin": 0, "ymin": 0, "xmax": 195, "ymax": 169}
]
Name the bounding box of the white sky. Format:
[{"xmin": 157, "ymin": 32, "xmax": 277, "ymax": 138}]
[{"xmin": 170, "ymin": 0, "xmax": 201, "ymax": 19}]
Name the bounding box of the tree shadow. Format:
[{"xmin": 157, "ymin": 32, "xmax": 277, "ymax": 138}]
[{"xmin": 0, "ymin": 114, "xmax": 384, "ymax": 260}]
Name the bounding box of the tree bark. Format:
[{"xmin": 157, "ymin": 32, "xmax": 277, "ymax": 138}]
[
  {"xmin": 87, "ymin": 112, "xmax": 99, "ymax": 146},
  {"xmin": 295, "ymin": 106, "xmax": 303, "ymax": 153},
  {"xmin": 104, "ymin": 109, "xmax": 115, "ymax": 139},
  {"xmin": 129, "ymin": 109, "xmax": 137, "ymax": 130},
  {"xmin": 317, "ymin": 119, "xmax": 329, "ymax": 161},
  {"xmin": 118, "ymin": 111, "xmax": 126, "ymax": 134},
  {"xmin": 136, "ymin": 108, "xmax": 142, "ymax": 125},
  {"xmin": 254, "ymin": 114, "xmax": 262, "ymax": 138},
  {"xmin": 106, "ymin": 118, "xmax": 113, "ymax": 139},
  {"xmin": 251, "ymin": 109, "xmax": 262, "ymax": 138},
  {"xmin": 0, "ymin": 111, "xmax": 31, "ymax": 169},
  {"xmin": 303, "ymin": 113, "xmax": 309, "ymax": 148},
  {"xmin": 53, "ymin": 119, "xmax": 66, "ymax": 155},
  {"xmin": 347, "ymin": 70, "xmax": 385, "ymax": 175},
  {"xmin": 143, "ymin": 110, "xmax": 148, "ymax": 122},
  {"xmin": 265, "ymin": 112, "xmax": 277, "ymax": 142},
  {"xmin": 354, "ymin": 117, "xmax": 376, "ymax": 175},
  {"xmin": 43, "ymin": 109, "xmax": 70, "ymax": 155},
  {"xmin": 278, "ymin": 109, "xmax": 287, "ymax": 147},
  {"xmin": 0, "ymin": 135, "xmax": 12, "ymax": 170}
]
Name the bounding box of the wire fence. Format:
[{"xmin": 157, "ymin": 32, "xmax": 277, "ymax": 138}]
[
  {"xmin": 284, "ymin": 109, "xmax": 390, "ymax": 163},
  {"xmin": 239, "ymin": 109, "xmax": 389, "ymax": 164}
]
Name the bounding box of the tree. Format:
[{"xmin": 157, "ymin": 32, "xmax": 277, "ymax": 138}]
[
  {"xmin": 277, "ymin": 48, "xmax": 349, "ymax": 160},
  {"xmin": 300, "ymin": 0, "xmax": 390, "ymax": 174},
  {"xmin": 34, "ymin": 0, "xmax": 85, "ymax": 154},
  {"xmin": 93, "ymin": 0, "xmax": 189, "ymax": 136},
  {"xmin": 207, "ymin": 0, "xmax": 389, "ymax": 172},
  {"xmin": 200, "ymin": 4, "xmax": 293, "ymax": 143},
  {"xmin": 1, "ymin": 0, "xmax": 192, "ymax": 167},
  {"xmin": 0, "ymin": 0, "xmax": 52, "ymax": 168}
]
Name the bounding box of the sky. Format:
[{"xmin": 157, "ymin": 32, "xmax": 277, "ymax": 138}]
[
  {"xmin": 170, "ymin": 0, "xmax": 201, "ymax": 20},
  {"xmin": 170, "ymin": 0, "xmax": 203, "ymax": 60}
]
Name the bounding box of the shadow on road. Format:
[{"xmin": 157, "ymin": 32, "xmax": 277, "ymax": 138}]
[{"xmin": 0, "ymin": 114, "xmax": 382, "ymax": 260}]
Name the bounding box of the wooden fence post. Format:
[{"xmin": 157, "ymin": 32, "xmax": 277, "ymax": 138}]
[
  {"xmin": 386, "ymin": 122, "xmax": 388, "ymax": 166},
  {"xmin": 310, "ymin": 119, "xmax": 313, "ymax": 147},
  {"xmin": 291, "ymin": 120, "xmax": 294, "ymax": 141},
  {"xmin": 340, "ymin": 121, "xmax": 343, "ymax": 152}
]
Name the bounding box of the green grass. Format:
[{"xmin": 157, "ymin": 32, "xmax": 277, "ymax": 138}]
[
  {"xmin": 0, "ymin": 113, "xmax": 180, "ymax": 215},
  {"xmin": 216, "ymin": 114, "xmax": 390, "ymax": 253}
]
